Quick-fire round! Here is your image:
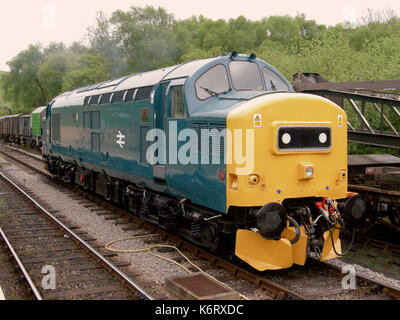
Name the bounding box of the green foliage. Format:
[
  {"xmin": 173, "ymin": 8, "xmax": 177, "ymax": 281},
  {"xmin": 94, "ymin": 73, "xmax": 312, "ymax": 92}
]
[
  {"xmin": 95, "ymin": 6, "xmax": 179, "ymax": 73},
  {"xmin": 0, "ymin": 70, "xmax": 11, "ymax": 116},
  {"xmin": 38, "ymin": 50, "xmax": 79, "ymax": 99},
  {"xmin": 87, "ymin": 11, "xmax": 127, "ymax": 77},
  {"xmin": 2, "ymin": 44, "xmax": 46, "ymax": 113},
  {"xmin": 61, "ymin": 53, "xmax": 109, "ymax": 91},
  {"xmin": 2, "ymin": 43, "xmax": 108, "ymax": 113}
]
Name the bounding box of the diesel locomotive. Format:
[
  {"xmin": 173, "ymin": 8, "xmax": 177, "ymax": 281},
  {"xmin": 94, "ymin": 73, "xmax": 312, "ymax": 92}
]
[{"xmin": 42, "ymin": 53, "xmax": 366, "ymax": 271}]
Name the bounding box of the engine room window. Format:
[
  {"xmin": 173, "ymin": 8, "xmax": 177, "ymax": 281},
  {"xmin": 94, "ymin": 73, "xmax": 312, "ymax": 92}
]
[
  {"xmin": 111, "ymin": 91, "xmax": 126, "ymax": 103},
  {"xmin": 89, "ymin": 95, "xmax": 100, "ymax": 105},
  {"xmin": 263, "ymin": 67, "xmax": 290, "ymax": 92},
  {"xmin": 136, "ymin": 86, "xmax": 154, "ymax": 101},
  {"xmin": 229, "ymin": 61, "xmax": 263, "ymax": 91},
  {"xmin": 84, "ymin": 96, "xmax": 90, "ymax": 106},
  {"xmin": 171, "ymin": 86, "xmax": 186, "ymax": 118},
  {"xmin": 195, "ymin": 65, "xmax": 230, "ymax": 100},
  {"xmin": 125, "ymin": 89, "xmax": 136, "ymax": 102},
  {"xmin": 100, "ymin": 93, "xmax": 112, "ymax": 104}
]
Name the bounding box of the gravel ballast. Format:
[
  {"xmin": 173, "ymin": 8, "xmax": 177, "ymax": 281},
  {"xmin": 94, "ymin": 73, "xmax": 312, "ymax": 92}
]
[{"xmin": 1, "ymin": 152, "xmax": 399, "ymax": 300}]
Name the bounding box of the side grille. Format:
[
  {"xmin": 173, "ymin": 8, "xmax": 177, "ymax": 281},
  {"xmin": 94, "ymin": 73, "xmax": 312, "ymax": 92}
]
[{"xmin": 193, "ymin": 122, "xmax": 226, "ymax": 161}]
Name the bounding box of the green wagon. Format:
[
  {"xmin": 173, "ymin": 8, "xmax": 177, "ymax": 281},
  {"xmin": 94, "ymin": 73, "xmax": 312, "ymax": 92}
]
[{"xmin": 31, "ymin": 106, "xmax": 46, "ymax": 148}]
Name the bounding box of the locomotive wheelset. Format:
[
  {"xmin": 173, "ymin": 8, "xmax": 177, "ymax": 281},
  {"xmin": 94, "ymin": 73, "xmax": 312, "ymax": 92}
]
[{"xmin": 2, "ymin": 53, "xmax": 367, "ymax": 271}]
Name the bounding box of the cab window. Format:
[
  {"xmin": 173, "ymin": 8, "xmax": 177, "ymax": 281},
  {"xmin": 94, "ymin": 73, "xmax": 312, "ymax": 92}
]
[
  {"xmin": 229, "ymin": 61, "xmax": 263, "ymax": 91},
  {"xmin": 195, "ymin": 65, "xmax": 230, "ymax": 100},
  {"xmin": 171, "ymin": 86, "xmax": 186, "ymax": 118},
  {"xmin": 263, "ymin": 67, "xmax": 290, "ymax": 92}
]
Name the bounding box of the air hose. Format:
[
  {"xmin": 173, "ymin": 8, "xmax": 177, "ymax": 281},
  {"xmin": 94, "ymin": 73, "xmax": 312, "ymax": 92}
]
[
  {"xmin": 326, "ymin": 221, "xmax": 356, "ymax": 257},
  {"xmin": 287, "ymin": 216, "xmax": 301, "ymax": 244},
  {"xmin": 316, "ymin": 200, "xmax": 354, "ymax": 257}
]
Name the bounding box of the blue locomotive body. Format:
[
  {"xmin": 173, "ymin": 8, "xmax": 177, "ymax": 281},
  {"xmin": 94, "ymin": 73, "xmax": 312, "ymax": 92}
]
[{"xmin": 44, "ymin": 55, "xmax": 292, "ymax": 214}]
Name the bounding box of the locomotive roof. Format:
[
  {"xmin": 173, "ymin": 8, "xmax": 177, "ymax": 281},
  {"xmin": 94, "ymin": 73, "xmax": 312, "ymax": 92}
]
[
  {"xmin": 32, "ymin": 106, "xmax": 47, "ymax": 114},
  {"xmin": 51, "ymin": 58, "xmax": 215, "ymax": 108},
  {"xmin": 0, "ymin": 113, "xmax": 28, "ymax": 120},
  {"xmin": 1, "ymin": 113, "xmax": 23, "ymax": 119}
]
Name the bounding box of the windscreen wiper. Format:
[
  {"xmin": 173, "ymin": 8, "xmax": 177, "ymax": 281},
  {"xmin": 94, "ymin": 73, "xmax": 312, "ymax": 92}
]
[
  {"xmin": 270, "ymin": 80, "xmax": 277, "ymax": 91},
  {"xmin": 200, "ymin": 86, "xmax": 219, "ymax": 97}
]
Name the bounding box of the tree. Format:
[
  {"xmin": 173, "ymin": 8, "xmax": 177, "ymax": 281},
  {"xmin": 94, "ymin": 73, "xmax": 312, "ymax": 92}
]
[
  {"xmin": 2, "ymin": 44, "xmax": 47, "ymax": 112},
  {"xmin": 90, "ymin": 6, "xmax": 179, "ymax": 73},
  {"xmin": 62, "ymin": 53, "xmax": 109, "ymax": 91},
  {"xmin": 0, "ymin": 71, "xmax": 11, "ymax": 116},
  {"xmin": 38, "ymin": 50, "xmax": 79, "ymax": 100},
  {"xmin": 87, "ymin": 11, "xmax": 127, "ymax": 77}
]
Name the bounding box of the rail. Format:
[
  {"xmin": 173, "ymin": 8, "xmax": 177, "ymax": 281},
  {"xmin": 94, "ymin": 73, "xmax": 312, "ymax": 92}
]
[{"xmin": 0, "ymin": 169, "xmax": 154, "ymax": 300}]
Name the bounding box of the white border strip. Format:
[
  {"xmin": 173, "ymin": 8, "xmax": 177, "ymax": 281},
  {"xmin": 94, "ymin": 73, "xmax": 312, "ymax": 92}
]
[{"xmin": 0, "ymin": 286, "xmax": 5, "ymax": 300}]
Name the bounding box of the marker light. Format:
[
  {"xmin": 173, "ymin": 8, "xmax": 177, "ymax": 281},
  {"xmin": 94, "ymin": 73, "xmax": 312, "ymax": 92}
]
[
  {"xmin": 319, "ymin": 133, "xmax": 328, "ymax": 144},
  {"xmin": 298, "ymin": 163, "xmax": 314, "ymax": 180},
  {"xmin": 282, "ymin": 133, "xmax": 291, "ymax": 144}
]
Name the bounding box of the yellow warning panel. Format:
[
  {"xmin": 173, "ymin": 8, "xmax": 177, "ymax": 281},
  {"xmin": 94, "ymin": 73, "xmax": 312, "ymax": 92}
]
[
  {"xmin": 253, "ymin": 114, "xmax": 262, "ymax": 128},
  {"xmin": 235, "ymin": 229, "xmax": 293, "ymax": 271}
]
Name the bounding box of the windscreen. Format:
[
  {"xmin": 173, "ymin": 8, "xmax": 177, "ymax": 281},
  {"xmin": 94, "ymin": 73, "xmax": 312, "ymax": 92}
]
[
  {"xmin": 229, "ymin": 61, "xmax": 263, "ymax": 91},
  {"xmin": 195, "ymin": 64, "xmax": 230, "ymax": 100},
  {"xmin": 263, "ymin": 67, "xmax": 290, "ymax": 92}
]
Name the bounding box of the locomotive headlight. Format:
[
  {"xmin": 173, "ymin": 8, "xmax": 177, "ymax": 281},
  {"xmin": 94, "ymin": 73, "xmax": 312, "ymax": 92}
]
[
  {"xmin": 256, "ymin": 203, "xmax": 287, "ymax": 239},
  {"xmin": 298, "ymin": 163, "xmax": 314, "ymax": 180},
  {"xmin": 305, "ymin": 167, "xmax": 314, "ymax": 177}
]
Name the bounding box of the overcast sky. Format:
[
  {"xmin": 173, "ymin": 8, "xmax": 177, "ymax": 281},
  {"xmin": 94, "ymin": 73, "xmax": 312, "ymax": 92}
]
[{"xmin": 1, "ymin": 0, "xmax": 399, "ymax": 71}]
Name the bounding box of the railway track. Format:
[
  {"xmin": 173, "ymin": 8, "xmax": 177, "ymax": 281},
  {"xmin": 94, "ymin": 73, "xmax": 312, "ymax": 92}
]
[
  {"xmin": 0, "ymin": 164, "xmax": 153, "ymax": 300},
  {"xmin": 0, "ymin": 143, "xmax": 399, "ymax": 300},
  {"xmin": 0, "ymin": 229, "xmax": 32, "ymax": 300}
]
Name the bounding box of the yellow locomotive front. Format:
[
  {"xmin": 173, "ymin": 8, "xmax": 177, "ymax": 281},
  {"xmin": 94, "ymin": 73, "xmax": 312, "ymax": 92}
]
[{"xmin": 226, "ymin": 92, "xmax": 366, "ymax": 270}]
